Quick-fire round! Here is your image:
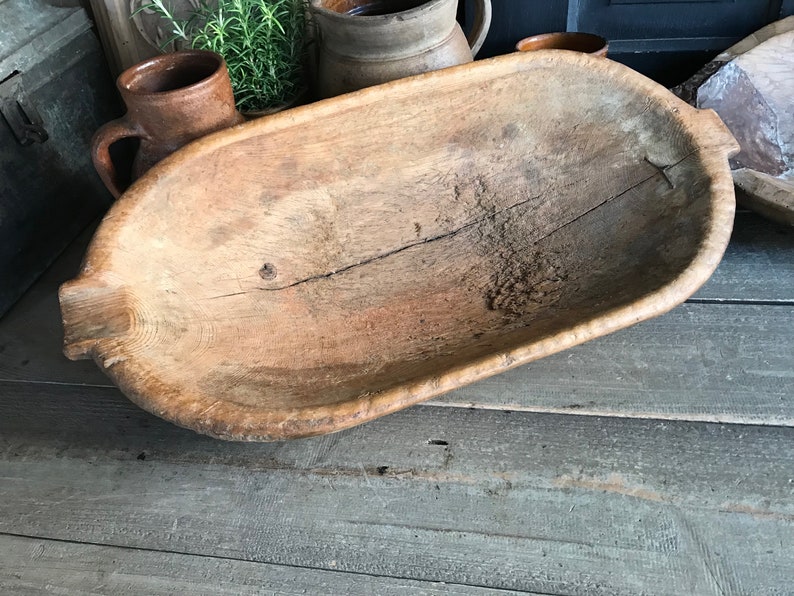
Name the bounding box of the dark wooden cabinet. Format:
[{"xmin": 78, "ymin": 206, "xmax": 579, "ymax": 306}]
[
  {"xmin": 472, "ymin": 0, "xmax": 794, "ymax": 83},
  {"xmin": 472, "ymin": 0, "xmax": 568, "ymax": 56},
  {"xmin": 569, "ymin": 0, "xmax": 780, "ymax": 53}
]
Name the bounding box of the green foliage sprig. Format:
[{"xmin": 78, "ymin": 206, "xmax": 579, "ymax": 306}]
[{"xmin": 136, "ymin": 0, "xmax": 306, "ymax": 112}]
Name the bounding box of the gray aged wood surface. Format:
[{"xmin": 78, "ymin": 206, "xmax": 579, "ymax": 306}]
[
  {"xmin": 0, "ymin": 534, "xmax": 527, "ymax": 596},
  {"xmin": 1, "ymin": 402, "xmax": 793, "ymax": 595},
  {"xmin": 0, "ymin": 209, "xmax": 792, "ymax": 594}
]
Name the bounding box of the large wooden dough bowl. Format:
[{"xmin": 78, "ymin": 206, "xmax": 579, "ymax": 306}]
[{"xmin": 60, "ymin": 51, "xmax": 738, "ymax": 441}]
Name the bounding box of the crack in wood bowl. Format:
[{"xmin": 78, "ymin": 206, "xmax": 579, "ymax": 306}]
[{"xmin": 60, "ymin": 51, "xmax": 739, "ymax": 440}]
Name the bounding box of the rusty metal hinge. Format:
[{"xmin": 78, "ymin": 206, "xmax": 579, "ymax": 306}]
[{"xmin": 0, "ymin": 73, "xmax": 49, "ymax": 146}]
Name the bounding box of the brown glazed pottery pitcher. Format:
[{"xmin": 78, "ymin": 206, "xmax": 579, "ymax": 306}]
[
  {"xmin": 92, "ymin": 50, "xmax": 244, "ymax": 198},
  {"xmin": 310, "ymin": 0, "xmax": 492, "ymax": 98},
  {"xmin": 515, "ymin": 32, "xmax": 609, "ymax": 57}
]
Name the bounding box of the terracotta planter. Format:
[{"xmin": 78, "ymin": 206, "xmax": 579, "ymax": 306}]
[
  {"xmin": 91, "ymin": 50, "xmax": 244, "ymax": 198},
  {"xmin": 242, "ymin": 87, "xmax": 310, "ymax": 120},
  {"xmin": 310, "ymin": 0, "xmax": 492, "ymax": 97},
  {"xmin": 516, "ymin": 32, "xmax": 608, "ymax": 57}
]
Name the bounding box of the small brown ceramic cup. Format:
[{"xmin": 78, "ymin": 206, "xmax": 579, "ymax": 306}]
[
  {"xmin": 92, "ymin": 50, "xmax": 244, "ymax": 198},
  {"xmin": 515, "ymin": 32, "xmax": 608, "ymax": 57}
]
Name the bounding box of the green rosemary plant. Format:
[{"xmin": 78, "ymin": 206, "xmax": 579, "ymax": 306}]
[{"xmin": 137, "ymin": 0, "xmax": 306, "ymax": 112}]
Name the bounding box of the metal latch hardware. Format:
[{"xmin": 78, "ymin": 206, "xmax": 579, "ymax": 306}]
[{"xmin": 0, "ymin": 73, "xmax": 49, "ymax": 146}]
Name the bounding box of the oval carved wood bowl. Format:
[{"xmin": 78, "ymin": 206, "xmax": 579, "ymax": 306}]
[{"xmin": 60, "ymin": 51, "xmax": 738, "ymax": 441}]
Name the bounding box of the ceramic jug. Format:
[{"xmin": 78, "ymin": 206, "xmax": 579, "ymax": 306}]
[
  {"xmin": 309, "ymin": 0, "xmax": 492, "ymax": 98},
  {"xmin": 516, "ymin": 32, "xmax": 608, "ymax": 57},
  {"xmin": 92, "ymin": 50, "xmax": 244, "ymax": 198}
]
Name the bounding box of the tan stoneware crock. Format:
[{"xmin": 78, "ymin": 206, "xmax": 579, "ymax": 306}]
[{"xmin": 310, "ymin": 0, "xmax": 492, "ymax": 97}]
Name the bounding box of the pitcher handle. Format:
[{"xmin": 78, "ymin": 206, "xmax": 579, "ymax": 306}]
[
  {"xmin": 91, "ymin": 116, "xmax": 142, "ymax": 199},
  {"xmin": 466, "ymin": 0, "xmax": 492, "ymax": 57}
]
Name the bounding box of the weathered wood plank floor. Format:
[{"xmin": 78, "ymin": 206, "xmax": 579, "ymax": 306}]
[{"xmin": 0, "ymin": 210, "xmax": 792, "ymax": 594}]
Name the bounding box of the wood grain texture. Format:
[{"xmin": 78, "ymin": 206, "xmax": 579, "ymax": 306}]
[
  {"xmin": 1, "ymin": 217, "xmax": 792, "ymax": 426},
  {"xmin": 2, "ymin": 301, "xmax": 793, "ymax": 427},
  {"xmin": 87, "ymin": 0, "xmax": 158, "ymax": 76},
  {"xmin": 58, "ymin": 51, "xmax": 738, "ymax": 440},
  {"xmin": 0, "ymin": 534, "xmax": 522, "ymax": 596},
  {"xmin": 1, "ymin": 405, "xmax": 792, "ymax": 595}
]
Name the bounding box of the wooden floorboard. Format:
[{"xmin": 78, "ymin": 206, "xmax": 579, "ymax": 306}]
[
  {"xmin": 433, "ymin": 302, "xmax": 794, "ymax": 425},
  {"xmin": 0, "ymin": 534, "xmax": 524, "ymax": 596},
  {"xmin": 693, "ymin": 210, "xmax": 793, "ymax": 303},
  {"xmin": 1, "ymin": 405, "xmax": 791, "ymax": 596}
]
